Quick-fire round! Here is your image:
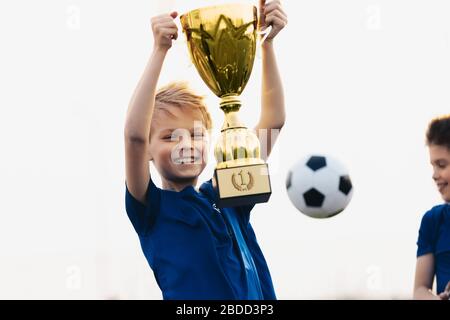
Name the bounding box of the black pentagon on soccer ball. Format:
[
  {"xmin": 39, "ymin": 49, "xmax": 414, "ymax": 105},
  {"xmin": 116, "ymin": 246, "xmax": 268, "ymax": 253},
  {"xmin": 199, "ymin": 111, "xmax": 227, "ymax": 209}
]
[
  {"xmin": 306, "ymin": 156, "xmax": 327, "ymax": 171},
  {"xmin": 303, "ymin": 188, "xmax": 325, "ymax": 207},
  {"xmin": 339, "ymin": 175, "xmax": 352, "ymax": 195},
  {"xmin": 286, "ymin": 170, "xmax": 292, "ymax": 190}
]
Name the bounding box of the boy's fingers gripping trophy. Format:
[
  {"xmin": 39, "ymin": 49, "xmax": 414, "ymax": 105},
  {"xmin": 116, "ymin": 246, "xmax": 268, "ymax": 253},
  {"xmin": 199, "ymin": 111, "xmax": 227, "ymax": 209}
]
[
  {"xmin": 151, "ymin": 11, "xmax": 179, "ymax": 50},
  {"xmin": 259, "ymin": 0, "xmax": 287, "ymax": 41}
]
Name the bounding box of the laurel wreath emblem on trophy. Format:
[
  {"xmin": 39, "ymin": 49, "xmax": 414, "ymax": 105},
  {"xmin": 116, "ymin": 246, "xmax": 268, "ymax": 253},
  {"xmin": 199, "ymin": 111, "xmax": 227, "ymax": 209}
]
[{"xmin": 231, "ymin": 170, "xmax": 254, "ymax": 191}]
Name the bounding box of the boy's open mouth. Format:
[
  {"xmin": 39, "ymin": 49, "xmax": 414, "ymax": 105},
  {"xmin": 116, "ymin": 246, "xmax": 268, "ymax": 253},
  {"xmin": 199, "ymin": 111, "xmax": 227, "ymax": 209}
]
[
  {"xmin": 174, "ymin": 156, "xmax": 202, "ymax": 165},
  {"xmin": 437, "ymin": 182, "xmax": 448, "ymax": 193}
]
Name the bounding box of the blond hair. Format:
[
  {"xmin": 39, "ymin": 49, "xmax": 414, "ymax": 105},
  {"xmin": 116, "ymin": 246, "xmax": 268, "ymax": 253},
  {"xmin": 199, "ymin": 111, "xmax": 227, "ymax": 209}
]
[{"xmin": 153, "ymin": 81, "xmax": 212, "ymax": 131}]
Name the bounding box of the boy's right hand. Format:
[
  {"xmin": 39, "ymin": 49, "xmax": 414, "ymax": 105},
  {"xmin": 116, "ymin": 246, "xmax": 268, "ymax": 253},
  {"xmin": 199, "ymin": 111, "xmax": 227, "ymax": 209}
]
[{"xmin": 151, "ymin": 11, "xmax": 178, "ymax": 51}]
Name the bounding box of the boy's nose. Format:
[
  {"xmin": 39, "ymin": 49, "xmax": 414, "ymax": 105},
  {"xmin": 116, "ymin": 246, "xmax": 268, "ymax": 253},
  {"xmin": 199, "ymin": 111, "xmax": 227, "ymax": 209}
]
[
  {"xmin": 432, "ymin": 170, "xmax": 439, "ymax": 181},
  {"xmin": 178, "ymin": 135, "xmax": 194, "ymax": 149}
]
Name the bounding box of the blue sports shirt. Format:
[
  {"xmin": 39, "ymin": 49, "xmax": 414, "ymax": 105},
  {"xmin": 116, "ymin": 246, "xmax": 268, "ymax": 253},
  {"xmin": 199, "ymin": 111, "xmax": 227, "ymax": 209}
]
[
  {"xmin": 417, "ymin": 204, "xmax": 450, "ymax": 294},
  {"xmin": 125, "ymin": 177, "xmax": 276, "ymax": 300}
]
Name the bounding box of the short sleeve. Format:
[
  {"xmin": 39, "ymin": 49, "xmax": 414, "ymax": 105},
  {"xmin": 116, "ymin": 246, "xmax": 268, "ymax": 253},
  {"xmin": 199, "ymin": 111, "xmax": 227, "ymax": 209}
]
[
  {"xmin": 125, "ymin": 178, "xmax": 161, "ymax": 236},
  {"xmin": 417, "ymin": 210, "xmax": 437, "ymax": 257}
]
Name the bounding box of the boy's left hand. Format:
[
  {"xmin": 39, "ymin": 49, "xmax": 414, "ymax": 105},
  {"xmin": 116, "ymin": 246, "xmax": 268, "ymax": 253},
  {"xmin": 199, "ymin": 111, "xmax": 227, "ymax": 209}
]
[
  {"xmin": 439, "ymin": 281, "xmax": 450, "ymax": 300},
  {"xmin": 259, "ymin": 0, "xmax": 287, "ymax": 42}
]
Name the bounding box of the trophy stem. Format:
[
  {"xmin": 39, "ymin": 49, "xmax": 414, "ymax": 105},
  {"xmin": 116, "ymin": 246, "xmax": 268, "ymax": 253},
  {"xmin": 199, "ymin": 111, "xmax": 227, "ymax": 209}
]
[{"xmin": 220, "ymin": 95, "xmax": 246, "ymax": 132}]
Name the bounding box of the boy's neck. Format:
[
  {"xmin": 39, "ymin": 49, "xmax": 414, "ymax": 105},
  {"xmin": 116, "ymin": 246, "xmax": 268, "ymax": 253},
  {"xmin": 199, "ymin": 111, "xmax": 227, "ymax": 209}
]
[{"xmin": 162, "ymin": 177, "xmax": 199, "ymax": 192}]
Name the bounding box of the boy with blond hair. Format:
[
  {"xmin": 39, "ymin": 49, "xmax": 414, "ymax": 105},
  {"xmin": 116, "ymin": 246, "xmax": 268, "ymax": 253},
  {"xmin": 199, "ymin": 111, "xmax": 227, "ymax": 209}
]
[{"xmin": 124, "ymin": 1, "xmax": 287, "ymax": 299}]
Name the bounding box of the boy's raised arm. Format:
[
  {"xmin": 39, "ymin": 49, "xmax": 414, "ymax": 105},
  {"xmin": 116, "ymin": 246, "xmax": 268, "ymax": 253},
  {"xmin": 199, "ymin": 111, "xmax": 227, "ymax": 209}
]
[
  {"xmin": 254, "ymin": 0, "xmax": 287, "ymax": 161},
  {"xmin": 124, "ymin": 12, "xmax": 178, "ymax": 204}
]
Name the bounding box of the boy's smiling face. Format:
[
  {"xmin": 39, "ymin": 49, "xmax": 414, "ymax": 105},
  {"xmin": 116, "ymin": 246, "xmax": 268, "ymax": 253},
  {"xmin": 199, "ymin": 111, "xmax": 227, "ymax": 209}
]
[
  {"xmin": 429, "ymin": 144, "xmax": 450, "ymax": 202},
  {"xmin": 149, "ymin": 104, "xmax": 210, "ymax": 187}
]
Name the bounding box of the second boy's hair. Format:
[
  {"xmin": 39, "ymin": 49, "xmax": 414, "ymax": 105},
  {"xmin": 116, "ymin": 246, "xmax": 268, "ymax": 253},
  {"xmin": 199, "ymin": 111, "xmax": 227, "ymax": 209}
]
[
  {"xmin": 426, "ymin": 114, "xmax": 450, "ymax": 150},
  {"xmin": 151, "ymin": 82, "xmax": 212, "ymax": 137}
]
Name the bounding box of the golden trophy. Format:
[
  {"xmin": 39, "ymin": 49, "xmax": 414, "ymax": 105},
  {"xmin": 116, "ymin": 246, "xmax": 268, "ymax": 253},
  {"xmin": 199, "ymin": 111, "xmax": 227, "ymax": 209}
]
[{"xmin": 181, "ymin": 3, "xmax": 271, "ymax": 208}]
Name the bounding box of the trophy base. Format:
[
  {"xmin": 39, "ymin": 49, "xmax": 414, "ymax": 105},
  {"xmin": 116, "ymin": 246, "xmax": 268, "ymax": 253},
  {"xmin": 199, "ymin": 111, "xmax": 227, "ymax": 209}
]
[{"xmin": 214, "ymin": 163, "xmax": 272, "ymax": 208}]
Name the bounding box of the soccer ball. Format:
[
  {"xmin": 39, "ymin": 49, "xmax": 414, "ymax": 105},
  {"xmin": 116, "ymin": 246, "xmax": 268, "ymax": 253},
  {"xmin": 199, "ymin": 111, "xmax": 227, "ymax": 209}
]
[{"xmin": 286, "ymin": 154, "xmax": 353, "ymax": 219}]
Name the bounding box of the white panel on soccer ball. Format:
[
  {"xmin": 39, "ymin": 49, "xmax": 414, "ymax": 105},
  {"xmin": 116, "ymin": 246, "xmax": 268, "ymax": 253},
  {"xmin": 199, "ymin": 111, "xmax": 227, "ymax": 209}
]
[
  {"xmin": 286, "ymin": 167, "xmax": 313, "ymax": 213},
  {"xmin": 312, "ymin": 167, "xmax": 340, "ymax": 196},
  {"xmin": 322, "ymin": 192, "xmax": 350, "ymax": 218},
  {"xmin": 290, "ymin": 164, "xmax": 315, "ymax": 194},
  {"xmin": 301, "ymin": 205, "xmax": 329, "ymax": 218},
  {"xmin": 286, "ymin": 188, "xmax": 306, "ymax": 215}
]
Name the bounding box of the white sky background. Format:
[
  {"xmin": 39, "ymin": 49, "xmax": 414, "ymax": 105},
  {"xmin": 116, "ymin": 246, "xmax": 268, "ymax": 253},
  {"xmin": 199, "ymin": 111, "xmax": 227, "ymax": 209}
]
[{"xmin": 0, "ymin": 0, "xmax": 449, "ymax": 299}]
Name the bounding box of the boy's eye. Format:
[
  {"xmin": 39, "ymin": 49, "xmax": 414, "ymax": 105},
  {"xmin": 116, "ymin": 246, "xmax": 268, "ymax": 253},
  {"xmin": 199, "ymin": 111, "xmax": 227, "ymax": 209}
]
[{"xmin": 435, "ymin": 161, "xmax": 448, "ymax": 169}]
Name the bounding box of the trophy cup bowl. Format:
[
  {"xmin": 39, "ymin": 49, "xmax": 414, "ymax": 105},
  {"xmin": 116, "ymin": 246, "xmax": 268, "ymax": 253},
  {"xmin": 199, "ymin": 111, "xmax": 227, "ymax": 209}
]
[{"xmin": 180, "ymin": 3, "xmax": 271, "ymax": 207}]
